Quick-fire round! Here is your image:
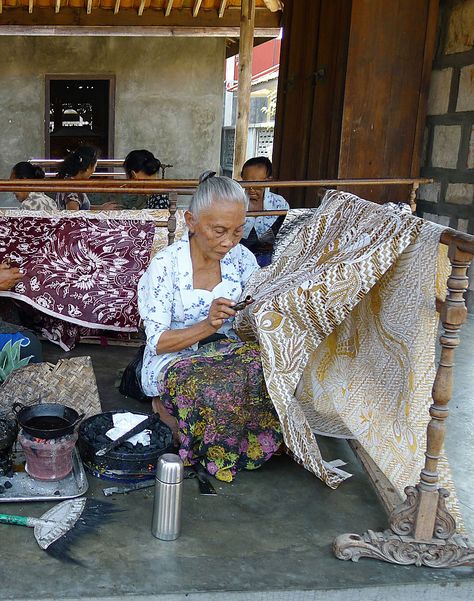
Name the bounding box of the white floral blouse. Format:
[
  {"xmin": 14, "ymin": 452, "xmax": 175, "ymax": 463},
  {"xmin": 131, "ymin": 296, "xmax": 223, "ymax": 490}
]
[
  {"xmin": 21, "ymin": 192, "xmax": 58, "ymax": 212},
  {"xmin": 242, "ymin": 189, "xmax": 289, "ymax": 239},
  {"xmin": 138, "ymin": 231, "xmax": 259, "ymax": 396}
]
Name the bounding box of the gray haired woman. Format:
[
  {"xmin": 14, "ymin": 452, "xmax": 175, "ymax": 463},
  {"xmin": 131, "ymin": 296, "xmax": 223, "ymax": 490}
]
[{"xmin": 138, "ymin": 172, "xmax": 282, "ymax": 482}]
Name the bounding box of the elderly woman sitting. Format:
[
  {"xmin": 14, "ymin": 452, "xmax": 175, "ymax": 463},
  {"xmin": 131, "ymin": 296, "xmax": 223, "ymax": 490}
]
[{"xmin": 138, "ymin": 173, "xmax": 282, "ymax": 482}]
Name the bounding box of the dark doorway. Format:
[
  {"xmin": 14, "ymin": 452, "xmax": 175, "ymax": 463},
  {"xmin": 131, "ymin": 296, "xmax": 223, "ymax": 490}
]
[{"xmin": 45, "ymin": 76, "xmax": 115, "ymax": 160}]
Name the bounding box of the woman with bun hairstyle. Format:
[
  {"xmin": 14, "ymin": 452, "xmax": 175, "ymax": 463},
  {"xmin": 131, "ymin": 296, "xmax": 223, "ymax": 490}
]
[
  {"xmin": 123, "ymin": 149, "xmax": 169, "ymax": 210},
  {"xmin": 55, "ymin": 145, "xmax": 120, "ymax": 211},
  {"xmin": 138, "ymin": 171, "xmax": 281, "ymax": 482},
  {"xmin": 10, "ymin": 162, "xmax": 57, "ymax": 211}
]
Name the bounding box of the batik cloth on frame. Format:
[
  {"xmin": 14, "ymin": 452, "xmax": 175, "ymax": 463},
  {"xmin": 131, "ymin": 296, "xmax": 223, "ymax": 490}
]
[
  {"xmin": 236, "ymin": 190, "xmax": 454, "ymax": 510},
  {"xmin": 0, "ymin": 209, "xmax": 185, "ymax": 349}
]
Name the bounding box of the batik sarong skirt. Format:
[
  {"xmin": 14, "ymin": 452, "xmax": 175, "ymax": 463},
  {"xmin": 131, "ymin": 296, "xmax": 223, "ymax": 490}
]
[{"xmin": 161, "ymin": 340, "xmax": 282, "ymax": 482}]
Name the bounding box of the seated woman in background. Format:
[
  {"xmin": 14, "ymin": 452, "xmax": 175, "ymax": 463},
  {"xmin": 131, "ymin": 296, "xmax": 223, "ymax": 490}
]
[
  {"xmin": 10, "ymin": 162, "xmax": 57, "ymax": 211},
  {"xmin": 240, "ymin": 156, "xmax": 289, "ymax": 267},
  {"xmin": 55, "ymin": 145, "xmax": 120, "ymax": 211},
  {"xmin": 138, "ymin": 172, "xmax": 282, "ymax": 482},
  {"xmin": 123, "ymin": 149, "xmax": 169, "ymax": 209}
]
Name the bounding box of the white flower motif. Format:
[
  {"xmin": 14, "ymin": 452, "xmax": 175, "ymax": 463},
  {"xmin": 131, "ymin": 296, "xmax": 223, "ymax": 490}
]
[
  {"xmin": 67, "ymin": 304, "xmax": 82, "ymax": 317},
  {"xmin": 30, "ymin": 276, "xmax": 40, "ymax": 291},
  {"xmin": 36, "ymin": 293, "xmax": 54, "ymax": 309}
]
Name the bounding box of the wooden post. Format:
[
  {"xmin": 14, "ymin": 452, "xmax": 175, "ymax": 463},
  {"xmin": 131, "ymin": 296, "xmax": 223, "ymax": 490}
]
[
  {"xmin": 232, "ymin": 0, "xmax": 255, "ymax": 179},
  {"xmin": 409, "ymin": 182, "xmax": 419, "ymax": 213},
  {"xmin": 167, "ymin": 191, "xmax": 178, "ymax": 246},
  {"xmin": 411, "ymin": 245, "xmax": 471, "ymax": 540}
]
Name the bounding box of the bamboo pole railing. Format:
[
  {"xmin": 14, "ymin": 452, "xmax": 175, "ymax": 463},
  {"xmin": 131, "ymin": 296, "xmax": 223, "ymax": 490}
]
[
  {"xmin": 0, "ymin": 177, "xmax": 432, "ymax": 189},
  {"xmin": 0, "ymin": 177, "xmax": 432, "ymax": 211}
]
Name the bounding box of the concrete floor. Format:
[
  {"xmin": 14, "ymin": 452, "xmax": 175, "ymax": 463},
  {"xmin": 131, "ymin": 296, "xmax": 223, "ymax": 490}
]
[{"xmin": 1, "ymin": 318, "xmax": 474, "ymax": 600}]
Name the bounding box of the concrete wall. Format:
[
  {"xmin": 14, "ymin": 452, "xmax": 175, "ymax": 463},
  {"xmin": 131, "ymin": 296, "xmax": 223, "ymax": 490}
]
[
  {"xmin": 0, "ymin": 36, "xmax": 225, "ymax": 206},
  {"xmin": 418, "ymin": 0, "xmax": 474, "ymax": 310}
]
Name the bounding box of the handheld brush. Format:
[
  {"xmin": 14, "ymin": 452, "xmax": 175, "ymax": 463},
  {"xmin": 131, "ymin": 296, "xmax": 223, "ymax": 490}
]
[{"xmin": 0, "ymin": 497, "xmax": 119, "ymax": 564}]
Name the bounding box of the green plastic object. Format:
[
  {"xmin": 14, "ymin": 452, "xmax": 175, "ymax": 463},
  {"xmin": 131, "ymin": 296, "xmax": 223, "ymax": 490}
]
[
  {"xmin": 0, "ymin": 513, "xmax": 30, "ymax": 527},
  {"xmin": 0, "ymin": 339, "xmax": 32, "ymax": 384}
]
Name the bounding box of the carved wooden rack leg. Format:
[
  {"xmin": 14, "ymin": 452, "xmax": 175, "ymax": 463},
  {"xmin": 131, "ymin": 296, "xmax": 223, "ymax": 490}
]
[{"xmin": 334, "ymin": 241, "xmax": 474, "ymax": 568}]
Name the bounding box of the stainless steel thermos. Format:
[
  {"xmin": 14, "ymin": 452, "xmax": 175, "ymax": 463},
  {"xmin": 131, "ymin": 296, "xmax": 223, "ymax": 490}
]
[{"xmin": 151, "ymin": 453, "xmax": 183, "ymax": 540}]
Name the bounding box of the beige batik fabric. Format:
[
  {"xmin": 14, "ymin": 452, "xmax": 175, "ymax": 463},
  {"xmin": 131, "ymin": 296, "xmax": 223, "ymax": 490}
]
[{"xmin": 236, "ymin": 190, "xmax": 450, "ymax": 501}]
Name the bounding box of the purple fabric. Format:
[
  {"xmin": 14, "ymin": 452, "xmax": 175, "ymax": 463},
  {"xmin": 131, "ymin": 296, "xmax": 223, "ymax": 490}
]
[{"xmin": 0, "ymin": 215, "xmax": 155, "ymax": 349}]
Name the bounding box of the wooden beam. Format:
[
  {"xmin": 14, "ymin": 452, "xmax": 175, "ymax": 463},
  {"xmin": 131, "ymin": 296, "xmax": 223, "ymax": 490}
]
[
  {"xmin": 86, "ymin": 0, "xmax": 92, "ymax": 15},
  {"xmin": 3, "ymin": 177, "xmax": 433, "ymax": 189},
  {"xmin": 232, "ymin": 0, "xmax": 255, "ymax": 178},
  {"xmin": 138, "ymin": 0, "xmax": 146, "ymax": 16},
  {"xmin": 55, "ymin": 0, "xmax": 61, "ymax": 13},
  {"xmin": 218, "ymin": 0, "xmax": 227, "ymax": 18},
  {"xmin": 164, "ymin": 0, "xmax": 173, "ymax": 16},
  {"xmin": 193, "ymin": 0, "xmax": 203, "ymax": 18},
  {"xmin": 349, "ymin": 441, "xmax": 403, "ymax": 515},
  {"xmin": 0, "ymin": 25, "xmax": 279, "ymax": 36},
  {"xmin": 0, "ymin": 1, "xmax": 2, "ymax": 16},
  {"xmin": 28, "ymin": 0, "xmax": 33, "ymax": 14},
  {"xmin": 0, "ymin": 7, "xmax": 280, "ymax": 29},
  {"xmin": 114, "ymin": 0, "xmax": 120, "ymax": 14}
]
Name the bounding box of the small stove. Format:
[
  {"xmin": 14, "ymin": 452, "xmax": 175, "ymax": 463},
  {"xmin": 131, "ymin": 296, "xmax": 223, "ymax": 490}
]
[{"xmin": 18, "ymin": 430, "xmax": 78, "ymax": 481}]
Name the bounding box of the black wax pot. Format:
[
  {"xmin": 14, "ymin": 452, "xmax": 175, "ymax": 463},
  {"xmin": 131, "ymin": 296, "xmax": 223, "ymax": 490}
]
[
  {"xmin": 78, "ymin": 410, "xmax": 174, "ymax": 481},
  {"xmin": 0, "ymin": 413, "xmax": 18, "ymax": 476}
]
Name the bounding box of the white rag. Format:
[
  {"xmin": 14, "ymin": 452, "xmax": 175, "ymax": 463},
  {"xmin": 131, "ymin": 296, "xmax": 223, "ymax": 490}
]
[{"xmin": 105, "ymin": 412, "xmax": 151, "ymax": 446}]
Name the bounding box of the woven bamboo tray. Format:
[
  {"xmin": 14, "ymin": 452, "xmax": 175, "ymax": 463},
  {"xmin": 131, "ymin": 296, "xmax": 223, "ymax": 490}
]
[{"xmin": 0, "ymin": 356, "xmax": 101, "ymax": 417}]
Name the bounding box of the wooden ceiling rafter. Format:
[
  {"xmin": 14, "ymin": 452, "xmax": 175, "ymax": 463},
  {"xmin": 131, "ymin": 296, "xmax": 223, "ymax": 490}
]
[
  {"xmin": 114, "ymin": 0, "xmax": 121, "ymax": 14},
  {"xmin": 218, "ymin": 0, "xmax": 227, "ymax": 18},
  {"xmin": 164, "ymin": 0, "xmax": 174, "ymax": 16},
  {"xmin": 138, "ymin": 0, "xmax": 146, "ymax": 16},
  {"xmin": 192, "ymin": 0, "xmax": 203, "ymax": 17},
  {"xmin": 262, "ymin": 0, "xmax": 282, "ymax": 10}
]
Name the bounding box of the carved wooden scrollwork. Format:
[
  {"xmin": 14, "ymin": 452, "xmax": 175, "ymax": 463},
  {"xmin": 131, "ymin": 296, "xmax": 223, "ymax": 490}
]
[
  {"xmin": 389, "ymin": 486, "xmax": 418, "ymax": 536},
  {"xmin": 334, "ymin": 531, "xmax": 474, "ymax": 568},
  {"xmin": 434, "ymin": 488, "xmax": 457, "ymax": 540}
]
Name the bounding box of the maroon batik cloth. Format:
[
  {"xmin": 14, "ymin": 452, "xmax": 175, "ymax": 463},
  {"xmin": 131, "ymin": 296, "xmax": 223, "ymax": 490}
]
[{"xmin": 0, "ymin": 214, "xmax": 155, "ymax": 349}]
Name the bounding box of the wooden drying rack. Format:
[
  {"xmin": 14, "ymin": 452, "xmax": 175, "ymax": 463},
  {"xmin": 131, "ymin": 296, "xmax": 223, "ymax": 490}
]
[{"xmin": 1, "ymin": 176, "xmax": 473, "ymax": 568}]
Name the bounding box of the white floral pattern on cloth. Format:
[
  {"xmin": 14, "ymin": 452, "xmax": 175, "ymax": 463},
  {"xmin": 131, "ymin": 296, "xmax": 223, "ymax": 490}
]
[
  {"xmin": 242, "ymin": 189, "xmax": 289, "ymax": 239},
  {"xmin": 235, "ymin": 190, "xmax": 458, "ymax": 514},
  {"xmin": 138, "ymin": 231, "xmax": 259, "ymax": 397},
  {"xmin": 0, "ymin": 209, "xmax": 185, "ymax": 350}
]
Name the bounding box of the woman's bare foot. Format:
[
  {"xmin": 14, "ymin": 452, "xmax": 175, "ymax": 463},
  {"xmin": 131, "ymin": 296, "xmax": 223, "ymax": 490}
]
[{"xmin": 152, "ymin": 397, "xmax": 179, "ymax": 444}]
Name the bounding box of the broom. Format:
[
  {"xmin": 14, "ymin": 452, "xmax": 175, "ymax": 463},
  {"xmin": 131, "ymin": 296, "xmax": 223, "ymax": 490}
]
[{"xmin": 0, "ymin": 497, "xmax": 119, "ymax": 564}]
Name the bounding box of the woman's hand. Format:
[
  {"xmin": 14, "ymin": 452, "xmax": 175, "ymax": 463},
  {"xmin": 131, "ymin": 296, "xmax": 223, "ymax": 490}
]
[
  {"xmin": 206, "ymin": 297, "xmax": 236, "ymax": 331},
  {"xmin": 99, "ymin": 201, "xmax": 122, "ymax": 210},
  {"xmin": 155, "ymin": 298, "xmax": 237, "ymax": 355},
  {"xmin": 0, "ymin": 262, "xmax": 24, "ymax": 291}
]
